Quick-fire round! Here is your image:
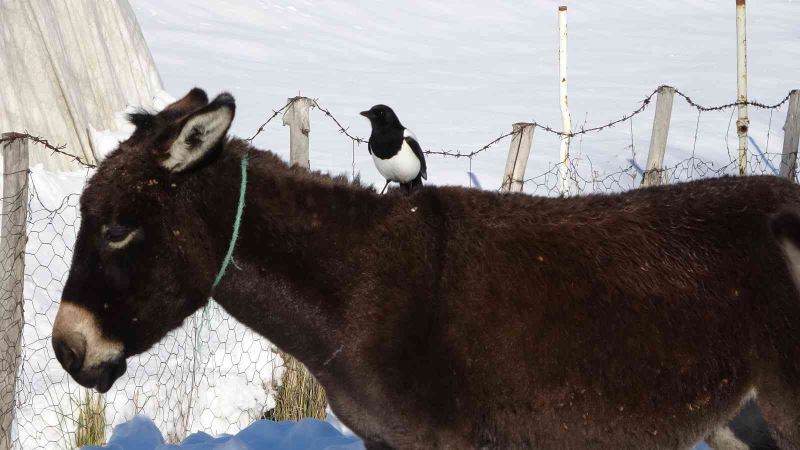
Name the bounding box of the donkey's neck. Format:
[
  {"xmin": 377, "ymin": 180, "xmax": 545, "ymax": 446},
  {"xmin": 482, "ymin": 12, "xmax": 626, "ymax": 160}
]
[{"xmin": 194, "ymin": 140, "xmax": 389, "ymax": 373}]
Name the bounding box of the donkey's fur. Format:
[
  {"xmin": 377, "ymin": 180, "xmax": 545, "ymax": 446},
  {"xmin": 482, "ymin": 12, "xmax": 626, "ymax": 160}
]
[{"xmin": 55, "ymin": 90, "xmax": 800, "ymax": 449}]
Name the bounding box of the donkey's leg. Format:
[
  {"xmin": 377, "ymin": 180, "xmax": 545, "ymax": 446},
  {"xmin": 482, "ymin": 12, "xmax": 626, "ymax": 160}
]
[
  {"xmin": 726, "ymin": 400, "xmax": 780, "ymax": 450},
  {"xmin": 758, "ymin": 381, "xmax": 800, "ymax": 450},
  {"xmin": 706, "ymin": 400, "xmax": 779, "ymax": 450}
]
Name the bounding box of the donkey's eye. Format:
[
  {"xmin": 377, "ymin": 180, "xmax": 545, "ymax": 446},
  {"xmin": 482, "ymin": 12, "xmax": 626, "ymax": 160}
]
[
  {"xmin": 102, "ymin": 224, "xmax": 139, "ymax": 249},
  {"xmin": 104, "ymin": 224, "xmax": 130, "ymax": 242}
]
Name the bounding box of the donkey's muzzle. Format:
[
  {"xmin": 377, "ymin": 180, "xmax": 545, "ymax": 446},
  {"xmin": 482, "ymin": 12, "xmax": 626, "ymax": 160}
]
[
  {"xmin": 53, "ymin": 331, "xmax": 86, "ymax": 374},
  {"xmin": 52, "ymin": 301, "xmax": 126, "ymax": 392},
  {"xmin": 53, "ymin": 332, "xmax": 127, "ymax": 393}
]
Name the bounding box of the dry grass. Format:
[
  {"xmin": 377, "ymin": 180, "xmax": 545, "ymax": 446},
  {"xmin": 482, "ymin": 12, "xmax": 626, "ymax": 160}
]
[
  {"xmin": 165, "ymin": 431, "xmax": 183, "ymax": 445},
  {"xmin": 73, "ymin": 389, "xmax": 106, "ymax": 448},
  {"xmin": 268, "ymin": 351, "xmax": 327, "ymax": 421}
]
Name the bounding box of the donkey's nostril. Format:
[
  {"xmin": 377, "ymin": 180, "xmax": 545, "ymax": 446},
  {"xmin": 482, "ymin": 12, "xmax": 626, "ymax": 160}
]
[{"xmin": 53, "ymin": 332, "xmax": 86, "ymax": 373}]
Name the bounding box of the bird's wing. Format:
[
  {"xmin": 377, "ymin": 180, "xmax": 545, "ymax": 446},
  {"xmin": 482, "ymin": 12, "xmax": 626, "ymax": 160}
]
[
  {"xmin": 367, "ymin": 140, "xmax": 373, "ymax": 155},
  {"xmin": 403, "ymin": 129, "xmax": 427, "ymax": 180}
]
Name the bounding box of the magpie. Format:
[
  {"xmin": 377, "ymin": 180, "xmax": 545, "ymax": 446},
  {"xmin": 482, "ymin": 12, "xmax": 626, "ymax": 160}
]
[{"xmin": 360, "ymin": 104, "xmax": 427, "ymax": 194}]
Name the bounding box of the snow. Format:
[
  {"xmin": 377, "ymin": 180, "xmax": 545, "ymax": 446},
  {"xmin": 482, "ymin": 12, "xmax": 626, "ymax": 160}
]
[
  {"xmin": 132, "ymin": 0, "xmax": 800, "ymax": 192},
  {"xmin": 81, "ymin": 416, "xmax": 363, "ymax": 450}
]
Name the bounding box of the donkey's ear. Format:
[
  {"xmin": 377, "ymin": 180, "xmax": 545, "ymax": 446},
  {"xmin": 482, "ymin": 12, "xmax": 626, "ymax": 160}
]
[
  {"xmin": 158, "ymin": 93, "xmax": 235, "ymax": 172},
  {"xmin": 163, "ymin": 88, "xmax": 209, "ymax": 115}
]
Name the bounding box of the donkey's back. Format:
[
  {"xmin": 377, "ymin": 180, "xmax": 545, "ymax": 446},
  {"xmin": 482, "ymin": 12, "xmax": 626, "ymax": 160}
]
[{"xmin": 371, "ymin": 175, "xmax": 800, "ymax": 448}]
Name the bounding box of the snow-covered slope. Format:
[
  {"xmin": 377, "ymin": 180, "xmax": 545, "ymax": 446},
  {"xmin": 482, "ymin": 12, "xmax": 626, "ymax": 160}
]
[{"xmin": 132, "ymin": 0, "xmax": 799, "ymax": 191}]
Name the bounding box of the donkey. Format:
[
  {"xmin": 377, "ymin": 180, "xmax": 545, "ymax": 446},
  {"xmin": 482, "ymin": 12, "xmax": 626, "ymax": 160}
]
[{"xmin": 52, "ymin": 89, "xmax": 800, "ymax": 449}]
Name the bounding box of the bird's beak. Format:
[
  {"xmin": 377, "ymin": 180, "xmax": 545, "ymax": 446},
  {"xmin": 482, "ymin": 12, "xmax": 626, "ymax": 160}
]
[{"xmin": 360, "ymin": 111, "xmax": 372, "ymax": 119}]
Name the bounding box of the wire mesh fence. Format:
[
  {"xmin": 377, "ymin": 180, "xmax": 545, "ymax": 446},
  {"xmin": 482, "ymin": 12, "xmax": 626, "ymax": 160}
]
[
  {"xmin": 6, "ymin": 170, "xmax": 284, "ymax": 449},
  {"xmin": 0, "ymin": 85, "xmax": 798, "ymax": 449},
  {"xmin": 0, "ymin": 141, "xmax": 285, "ymax": 448}
]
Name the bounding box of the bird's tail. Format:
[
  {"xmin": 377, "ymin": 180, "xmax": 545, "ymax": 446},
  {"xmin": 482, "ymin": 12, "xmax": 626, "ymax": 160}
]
[{"xmin": 400, "ymin": 175, "xmax": 424, "ymax": 194}]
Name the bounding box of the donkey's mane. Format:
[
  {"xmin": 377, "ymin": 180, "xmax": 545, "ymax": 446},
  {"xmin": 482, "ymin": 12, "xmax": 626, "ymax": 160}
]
[{"xmin": 226, "ymin": 137, "xmax": 375, "ymax": 193}]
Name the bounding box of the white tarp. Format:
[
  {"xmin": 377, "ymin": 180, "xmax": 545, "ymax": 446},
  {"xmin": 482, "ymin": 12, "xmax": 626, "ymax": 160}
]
[{"xmin": 0, "ymin": 0, "xmax": 163, "ymax": 170}]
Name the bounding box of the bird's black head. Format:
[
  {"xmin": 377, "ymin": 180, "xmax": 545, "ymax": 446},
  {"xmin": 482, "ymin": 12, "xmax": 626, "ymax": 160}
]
[{"xmin": 360, "ymin": 104, "xmax": 402, "ymax": 130}]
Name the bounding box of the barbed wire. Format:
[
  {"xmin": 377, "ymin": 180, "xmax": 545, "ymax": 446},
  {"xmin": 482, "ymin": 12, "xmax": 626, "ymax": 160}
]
[
  {"xmin": 0, "ymin": 132, "xmax": 96, "ymax": 168},
  {"xmin": 533, "ymin": 86, "xmax": 661, "ymax": 138},
  {"xmin": 246, "ymin": 97, "xmax": 300, "ymax": 142},
  {"xmin": 310, "ymin": 100, "xmax": 369, "ymax": 146},
  {"xmin": 4, "ymin": 86, "xmax": 794, "ymax": 172},
  {"xmin": 673, "ymin": 87, "xmax": 796, "ymax": 112},
  {"xmin": 423, "ymin": 129, "xmax": 520, "ymax": 159},
  {"xmin": 529, "ymin": 86, "xmax": 794, "ymax": 139},
  {"xmin": 254, "ymin": 86, "xmax": 796, "ymax": 159},
  {"xmin": 312, "ymin": 96, "xmax": 519, "ymax": 159}
]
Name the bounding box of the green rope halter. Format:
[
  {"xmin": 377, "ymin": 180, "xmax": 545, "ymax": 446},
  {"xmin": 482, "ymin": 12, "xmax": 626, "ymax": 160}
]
[
  {"xmin": 212, "ymin": 155, "xmax": 249, "ymax": 291},
  {"xmin": 195, "ymin": 155, "xmax": 248, "ymax": 353}
]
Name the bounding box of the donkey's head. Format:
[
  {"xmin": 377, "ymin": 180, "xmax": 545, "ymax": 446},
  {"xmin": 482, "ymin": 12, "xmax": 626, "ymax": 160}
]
[{"xmin": 52, "ymin": 89, "xmax": 236, "ymax": 392}]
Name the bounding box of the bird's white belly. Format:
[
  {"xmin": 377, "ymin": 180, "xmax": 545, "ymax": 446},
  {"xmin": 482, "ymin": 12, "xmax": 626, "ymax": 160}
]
[{"xmin": 372, "ymin": 141, "xmax": 420, "ymax": 183}]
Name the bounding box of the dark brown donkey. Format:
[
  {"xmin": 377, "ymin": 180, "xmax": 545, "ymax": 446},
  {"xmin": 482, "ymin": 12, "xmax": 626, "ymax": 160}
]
[{"xmin": 52, "ymin": 89, "xmax": 800, "ymax": 449}]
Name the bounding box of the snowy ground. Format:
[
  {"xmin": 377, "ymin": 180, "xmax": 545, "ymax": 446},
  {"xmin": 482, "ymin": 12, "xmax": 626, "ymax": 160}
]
[
  {"xmin": 7, "ymin": 0, "xmax": 799, "ymax": 448},
  {"xmin": 132, "ymin": 0, "xmax": 799, "ymax": 191}
]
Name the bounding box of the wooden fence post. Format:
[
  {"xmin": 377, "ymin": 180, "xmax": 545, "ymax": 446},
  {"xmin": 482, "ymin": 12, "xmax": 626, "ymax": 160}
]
[
  {"xmin": 272, "ymin": 121, "xmax": 328, "ymax": 416},
  {"xmin": 282, "ymin": 97, "xmax": 315, "ymax": 169},
  {"xmin": 0, "ymin": 133, "xmax": 29, "ymax": 450},
  {"xmin": 500, "ymin": 123, "xmax": 535, "ymax": 193},
  {"xmin": 642, "ymin": 86, "xmax": 675, "ymax": 187},
  {"xmin": 736, "ymin": 0, "xmax": 749, "ymax": 175},
  {"xmin": 558, "ymin": 5, "xmax": 572, "ymax": 195},
  {"xmin": 779, "ymin": 90, "xmax": 800, "ymax": 181}
]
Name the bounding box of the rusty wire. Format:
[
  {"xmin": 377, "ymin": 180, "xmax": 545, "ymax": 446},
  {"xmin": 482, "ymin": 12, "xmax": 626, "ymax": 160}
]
[
  {"xmin": 673, "ymin": 87, "xmax": 795, "ymax": 112},
  {"xmin": 310, "ymin": 99, "xmax": 369, "ymax": 146},
  {"xmin": 533, "ymin": 86, "xmax": 661, "ymax": 138},
  {"xmin": 270, "ymin": 87, "xmax": 796, "ymax": 159},
  {"xmin": 0, "ymin": 132, "xmax": 96, "ymax": 168},
  {"xmin": 246, "ymin": 97, "xmax": 301, "ymax": 142},
  {"xmin": 423, "ymin": 129, "xmax": 520, "ymax": 159}
]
